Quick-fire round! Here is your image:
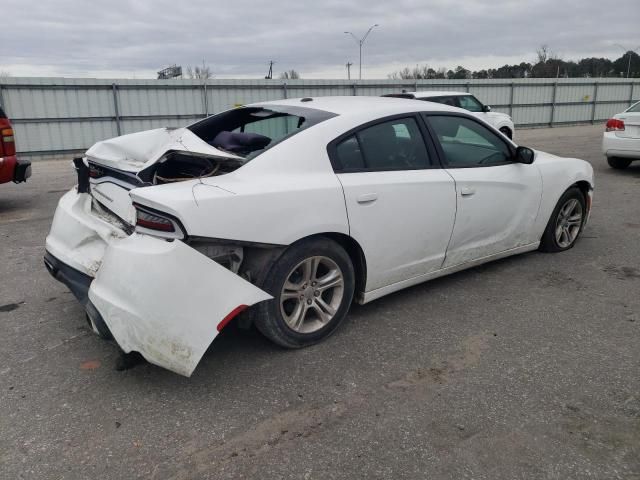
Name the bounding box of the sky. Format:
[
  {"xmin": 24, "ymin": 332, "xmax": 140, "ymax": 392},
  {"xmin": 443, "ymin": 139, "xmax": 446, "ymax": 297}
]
[{"xmin": 2, "ymin": 0, "xmax": 639, "ymax": 79}]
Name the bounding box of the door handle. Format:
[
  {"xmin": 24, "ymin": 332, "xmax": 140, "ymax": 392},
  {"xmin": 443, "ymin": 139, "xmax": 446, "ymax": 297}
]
[
  {"xmin": 460, "ymin": 186, "xmax": 476, "ymax": 197},
  {"xmin": 356, "ymin": 193, "xmax": 378, "ymax": 204}
]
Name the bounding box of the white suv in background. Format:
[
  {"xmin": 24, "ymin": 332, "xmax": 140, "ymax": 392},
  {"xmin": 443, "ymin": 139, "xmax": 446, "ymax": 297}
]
[
  {"xmin": 383, "ymin": 91, "xmax": 515, "ymax": 139},
  {"xmin": 602, "ymin": 101, "xmax": 640, "ymax": 169}
]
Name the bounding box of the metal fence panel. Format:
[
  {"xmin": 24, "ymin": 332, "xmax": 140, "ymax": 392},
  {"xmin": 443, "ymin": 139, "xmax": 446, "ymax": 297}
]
[
  {"xmin": 1, "ymin": 77, "xmax": 638, "ymax": 159},
  {"xmin": 554, "ymin": 103, "xmax": 592, "ymax": 123},
  {"xmin": 512, "ymin": 105, "xmax": 552, "ymax": 125}
]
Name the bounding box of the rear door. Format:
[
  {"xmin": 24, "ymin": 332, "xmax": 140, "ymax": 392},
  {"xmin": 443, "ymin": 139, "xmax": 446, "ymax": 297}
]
[
  {"xmin": 423, "ymin": 113, "xmax": 542, "ymax": 268},
  {"xmin": 329, "ymin": 115, "xmax": 457, "ymax": 292}
]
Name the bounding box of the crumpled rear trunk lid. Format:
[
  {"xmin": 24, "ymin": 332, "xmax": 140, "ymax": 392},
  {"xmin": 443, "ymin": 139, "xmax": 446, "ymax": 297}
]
[
  {"xmin": 85, "ymin": 127, "xmax": 240, "ymax": 172},
  {"xmin": 84, "ymin": 127, "xmax": 242, "ymax": 225}
]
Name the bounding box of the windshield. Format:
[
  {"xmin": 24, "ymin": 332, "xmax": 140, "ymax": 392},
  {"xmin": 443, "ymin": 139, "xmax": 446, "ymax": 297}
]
[
  {"xmin": 189, "ymin": 105, "xmax": 337, "ymax": 160},
  {"xmin": 626, "ymin": 101, "xmax": 640, "ymax": 113}
]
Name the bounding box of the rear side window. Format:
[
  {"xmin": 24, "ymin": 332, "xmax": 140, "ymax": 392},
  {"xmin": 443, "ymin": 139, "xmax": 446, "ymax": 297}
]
[
  {"xmin": 334, "ymin": 117, "xmax": 430, "ymax": 171},
  {"xmin": 335, "ymin": 136, "xmax": 365, "ymax": 170}
]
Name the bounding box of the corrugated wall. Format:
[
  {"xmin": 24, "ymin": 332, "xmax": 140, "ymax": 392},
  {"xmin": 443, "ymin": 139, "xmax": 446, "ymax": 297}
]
[{"xmin": 1, "ymin": 77, "xmax": 638, "ymax": 160}]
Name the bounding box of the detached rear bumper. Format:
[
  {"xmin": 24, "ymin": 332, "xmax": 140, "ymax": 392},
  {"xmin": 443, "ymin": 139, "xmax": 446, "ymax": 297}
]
[{"xmin": 45, "ymin": 189, "xmax": 272, "ymax": 377}]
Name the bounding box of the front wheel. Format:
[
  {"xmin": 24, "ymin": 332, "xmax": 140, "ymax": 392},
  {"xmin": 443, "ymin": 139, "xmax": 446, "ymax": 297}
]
[
  {"xmin": 539, "ymin": 187, "xmax": 586, "ymax": 253},
  {"xmin": 607, "ymin": 157, "xmax": 632, "ymax": 169},
  {"xmin": 254, "ymin": 237, "xmax": 355, "ymax": 348}
]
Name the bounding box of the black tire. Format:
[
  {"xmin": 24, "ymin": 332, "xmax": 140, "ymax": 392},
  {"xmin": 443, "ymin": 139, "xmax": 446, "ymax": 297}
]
[
  {"xmin": 499, "ymin": 127, "xmax": 513, "ymax": 139},
  {"xmin": 539, "ymin": 187, "xmax": 586, "ymax": 253},
  {"xmin": 254, "ymin": 237, "xmax": 355, "ymax": 349},
  {"xmin": 607, "ymin": 156, "xmax": 631, "ymax": 169}
]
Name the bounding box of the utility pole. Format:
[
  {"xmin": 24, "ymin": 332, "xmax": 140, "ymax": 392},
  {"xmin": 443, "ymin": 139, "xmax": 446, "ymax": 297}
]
[
  {"xmin": 344, "ymin": 24, "xmax": 379, "ymax": 80},
  {"xmin": 346, "ymin": 62, "xmax": 353, "ymax": 80}
]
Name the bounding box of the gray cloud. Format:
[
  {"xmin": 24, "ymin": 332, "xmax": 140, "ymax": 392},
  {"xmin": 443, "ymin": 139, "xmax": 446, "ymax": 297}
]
[{"xmin": 3, "ymin": 0, "xmax": 639, "ymax": 78}]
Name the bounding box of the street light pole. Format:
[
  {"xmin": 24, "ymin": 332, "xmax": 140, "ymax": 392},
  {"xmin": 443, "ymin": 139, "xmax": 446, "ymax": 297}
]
[
  {"xmin": 614, "ymin": 44, "xmax": 640, "ymax": 78},
  {"xmin": 345, "ymin": 24, "xmax": 379, "ymax": 80}
]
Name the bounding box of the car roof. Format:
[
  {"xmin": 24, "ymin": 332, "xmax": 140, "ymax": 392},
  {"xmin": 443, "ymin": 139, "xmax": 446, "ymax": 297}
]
[
  {"xmin": 250, "ymin": 96, "xmax": 467, "ymax": 117},
  {"xmin": 406, "ymin": 91, "xmax": 471, "ymax": 98}
]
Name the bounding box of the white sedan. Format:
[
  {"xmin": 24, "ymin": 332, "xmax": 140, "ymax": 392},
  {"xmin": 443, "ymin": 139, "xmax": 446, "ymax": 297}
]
[
  {"xmin": 383, "ymin": 91, "xmax": 515, "ymax": 139},
  {"xmin": 45, "ymin": 97, "xmax": 594, "ymax": 376},
  {"xmin": 602, "ymin": 100, "xmax": 640, "ymax": 169}
]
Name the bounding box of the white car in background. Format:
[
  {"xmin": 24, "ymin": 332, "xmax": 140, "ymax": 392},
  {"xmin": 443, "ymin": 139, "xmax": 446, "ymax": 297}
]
[
  {"xmin": 383, "ymin": 91, "xmax": 515, "ymax": 139},
  {"xmin": 602, "ymin": 100, "xmax": 640, "ymax": 169},
  {"xmin": 45, "ymin": 97, "xmax": 593, "ymax": 377}
]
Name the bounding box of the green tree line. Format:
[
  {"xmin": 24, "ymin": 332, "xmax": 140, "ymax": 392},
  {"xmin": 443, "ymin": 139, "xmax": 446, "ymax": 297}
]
[{"xmin": 389, "ymin": 47, "xmax": 640, "ymax": 80}]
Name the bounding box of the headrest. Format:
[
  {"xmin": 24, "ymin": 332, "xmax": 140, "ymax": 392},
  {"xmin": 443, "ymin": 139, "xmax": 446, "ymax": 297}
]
[{"xmin": 211, "ymin": 131, "xmax": 271, "ymax": 154}]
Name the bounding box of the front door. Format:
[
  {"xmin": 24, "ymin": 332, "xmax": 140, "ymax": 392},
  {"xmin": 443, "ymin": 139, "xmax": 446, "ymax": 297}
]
[{"xmin": 424, "ymin": 113, "xmax": 543, "ymax": 268}]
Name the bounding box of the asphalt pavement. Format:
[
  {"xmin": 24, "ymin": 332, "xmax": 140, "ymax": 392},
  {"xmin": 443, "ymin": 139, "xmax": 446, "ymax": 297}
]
[{"xmin": 1, "ymin": 124, "xmax": 638, "ymax": 479}]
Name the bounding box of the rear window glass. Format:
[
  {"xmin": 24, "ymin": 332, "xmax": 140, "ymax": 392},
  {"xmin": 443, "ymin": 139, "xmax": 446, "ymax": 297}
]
[
  {"xmin": 189, "ymin": 105, "xmax": 336, "ymax": 161},
  {"xmin": 0, "ymin": 106, "xmax": 5, "ymax": 118}
]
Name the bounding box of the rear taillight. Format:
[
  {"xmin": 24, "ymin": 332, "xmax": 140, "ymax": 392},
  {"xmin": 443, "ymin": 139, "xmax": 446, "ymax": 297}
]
[
  {"xmin": 136, "ymin": 209, "xmax": 175, "ymax": 232},
  {"xmin": 0, "ymin": 118, "xmax": 15, "ymax": 156},
  {"xmin": 606, "ymin": 118, "xmax": 625, "ymax": 132},
  {"xmin": 133, "ymin": 203, "xmax": 184, "ymax": 239}
]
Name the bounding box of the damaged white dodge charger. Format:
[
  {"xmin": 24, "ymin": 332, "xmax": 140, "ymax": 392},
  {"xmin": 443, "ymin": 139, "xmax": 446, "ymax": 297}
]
[{"xmin": 45, "ymin": 96, "xmax": 594, "ymax": 376}]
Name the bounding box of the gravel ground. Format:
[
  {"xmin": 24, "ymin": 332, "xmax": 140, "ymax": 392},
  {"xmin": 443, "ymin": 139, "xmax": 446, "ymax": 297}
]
[{"xmin": 0, "ymin": 124, "xmax": 638, "ymax": 479}]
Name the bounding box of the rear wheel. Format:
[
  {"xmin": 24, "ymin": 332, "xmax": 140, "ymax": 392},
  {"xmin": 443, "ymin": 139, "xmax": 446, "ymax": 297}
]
[
  {"xmin": 607, "ymin": 156, "xmax": 632, "ymax": 169},
  {"xmin": 255, "ymin": 237, "xmax": 355, "ymax": 348},
  {"xmin": 539, "ymin": 187, "xmax": 586, "ymax": 253}
]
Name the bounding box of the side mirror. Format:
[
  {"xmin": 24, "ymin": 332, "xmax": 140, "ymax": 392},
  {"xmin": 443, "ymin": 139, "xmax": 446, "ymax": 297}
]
[
  {"xmin": 515, "ymin": 146, "xmax": 535, "ymax": 164},
  {"xmin": 482, "ymin": 105, "xmax": 491, "ymax": 112}
]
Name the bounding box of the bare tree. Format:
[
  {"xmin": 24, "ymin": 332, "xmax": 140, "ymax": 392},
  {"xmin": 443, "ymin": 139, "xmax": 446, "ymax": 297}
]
[
  {"xmin": 531, "ymin": 44, "xmax": 564, "ymax": 77},
  {"xmin": 388, "ymin": 64, "xmax": 440, "ymax": 80},
  {"xmin": 279, "ymin": 69, "xmax": 301, "ymax": 80},
  {"xmin": 186, "ymin": 64, "xmax": 213, "ymax": 80},
  {"xmin": 536, "ymin": 44, "xmax": 551, "ymax": 64},
  {"xmin": 0, "ymin": 70, "xmax": 11, "ymax": 79}
]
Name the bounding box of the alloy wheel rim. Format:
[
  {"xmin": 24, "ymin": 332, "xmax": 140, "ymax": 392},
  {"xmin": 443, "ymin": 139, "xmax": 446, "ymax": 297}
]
[
  {"xmin": 280, "ymin": 256, "xmax": 344, "ymax": 333},
  {"xmin": 555, "ymin": 198, "xmax": 583, "ymax": 248}
]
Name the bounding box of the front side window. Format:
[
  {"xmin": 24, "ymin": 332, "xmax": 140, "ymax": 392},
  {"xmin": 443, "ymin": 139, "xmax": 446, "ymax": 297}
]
[
  {"xmin": 457, "ymin": 95, "xmax": 484, "ymax": 112},
  {"xmin": 427, "ymin": 115, "xmax": 512, "ymax": 168},
  {"xmin": 423, "ymin": 96, "xmax": 457, "ymax": 107},
  {"xmin": 334, "ymin": 117, "xmax": 431, "ymax": 171}
]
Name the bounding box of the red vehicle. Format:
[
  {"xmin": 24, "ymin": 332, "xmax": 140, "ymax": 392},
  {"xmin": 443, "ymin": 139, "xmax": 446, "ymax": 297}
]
[{"xmin": 0, "ymin": 106, "xmax": 30, "ymax": 184}]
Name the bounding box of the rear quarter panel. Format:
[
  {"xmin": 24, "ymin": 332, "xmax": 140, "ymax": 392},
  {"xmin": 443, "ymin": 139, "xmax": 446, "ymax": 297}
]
[{"xmin": 130, "ymin": 122, "xmax": 351, "ymax": 245}]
